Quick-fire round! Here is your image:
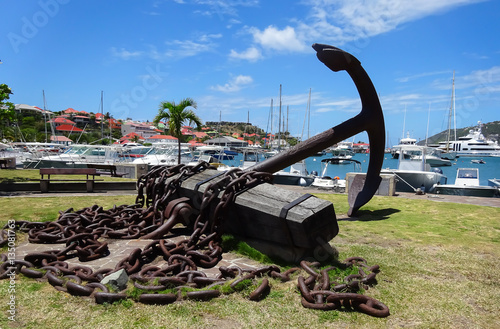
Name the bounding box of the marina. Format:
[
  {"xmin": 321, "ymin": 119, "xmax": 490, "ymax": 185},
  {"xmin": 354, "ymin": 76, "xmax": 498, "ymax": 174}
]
[{"xmin": 3, "ymin": 143, "xmax": 499, "ymax": 196}]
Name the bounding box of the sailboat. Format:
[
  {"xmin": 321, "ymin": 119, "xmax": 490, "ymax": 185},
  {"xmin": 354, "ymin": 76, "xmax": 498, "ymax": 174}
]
[
  {"xmin": 438, "ymin": 72, "xmax": 458, "ymax": 160},
  {"xmin": 272, "ymin": 87, "xmax": 314, "ymax": 187}
]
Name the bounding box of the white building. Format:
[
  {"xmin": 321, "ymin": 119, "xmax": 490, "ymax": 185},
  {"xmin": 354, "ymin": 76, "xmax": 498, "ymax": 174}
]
[{"xmin": 121, "ymin": 122, "xmax": 160, "ymax": 139}]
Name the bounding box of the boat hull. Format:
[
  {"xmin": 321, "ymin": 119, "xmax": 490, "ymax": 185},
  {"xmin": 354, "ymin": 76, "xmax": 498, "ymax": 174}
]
[
  {"xmin": 381, "ymin": 169, "xmax": 447, "ymax": 193},
  {"xmin": 433, "ymin": 185, "xmax": 498, "ymax": 197},
  {"xmin": 272, "ymin": 173, "xmax": 314, "ymax": 187}
]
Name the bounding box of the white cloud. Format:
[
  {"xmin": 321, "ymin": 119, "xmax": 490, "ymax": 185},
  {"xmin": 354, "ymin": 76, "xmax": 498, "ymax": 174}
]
[
  {"xmin": 229, "ymin": 47, "xmax": 262, "ymax": 62},
  {"xmin": 110, "ymin": 47, "xmax": 143, "ymax": 60},
  {"xmin": 189, "ymin": 0, "xmax": 259, "ymax": 17},
  {"xmin": 303, "ymin": 0, "xmax": 486, "ymax": 43},
  {"xmin": 396, "ymin": 70, "xmax": 450, "ymax": 83},
  {"xmin": 211, "ymin": 74, "xmax": 254, "ymax": 92},
  {"xmin": 251, "ymin": 26, "xmax": 308, "ymax": 52},
  {"xmin": 164, "ymin": 34, "xmax": 220, "ymax": 58},
  {"xmin": 110, "ymin": 34, "xmax": 221, "ymax": 61},
  {"xmin": 461, "ymin": 66, "xmax": 500, "ymax": 88},
  {"xmin": 315, "ymin": 98, "xmax": 361, "ymax": 112}
]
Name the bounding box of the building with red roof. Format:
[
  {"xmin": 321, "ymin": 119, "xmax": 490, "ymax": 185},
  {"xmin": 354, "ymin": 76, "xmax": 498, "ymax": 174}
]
[
  {"xmin": 49, "ymin": 117, "xmax": 76, "ymax": 126},
  {"xmin": 118, "ymin": 132, "xmax": 145, "ymax": 144},
  {"xmin": 146, "ymin": 134, "xmax": 178, "ymax": 145},
  {"xmin": 50, "ymin": 135, "xmax": 73, "ymax": 146},
  {"xmin": 63, "ymin": 108, "xmax": 80, "ymax": 114},
  {"xmin": 192, "ymin": 131, "xmax": 208, "ymax": 139},
  {"xmin": 56, "ymin": 124, "xmax": 83, "ymax": 132},
  {"xmin": 121, "ymin": 122, "xmax": 158, "ymax": 139}
]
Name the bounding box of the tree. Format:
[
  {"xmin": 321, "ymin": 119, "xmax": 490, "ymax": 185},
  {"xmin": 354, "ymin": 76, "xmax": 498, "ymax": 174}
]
[
  {"xmin": 0, "ymin": 84, "xmax": 16, "ymax": 140},
  {"xmin": 153, "ymin": 98, "xmax": 202, "ymax": 164},
  {"xmin": 130, "ymin": 135, "xmax": 140, "ymax": 143}
]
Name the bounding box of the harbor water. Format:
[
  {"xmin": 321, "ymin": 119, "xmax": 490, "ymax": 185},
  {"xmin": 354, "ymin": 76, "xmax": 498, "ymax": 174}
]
[{"xmin": 223, "ymin": 152, "xmax": 500, "ymax": 187}]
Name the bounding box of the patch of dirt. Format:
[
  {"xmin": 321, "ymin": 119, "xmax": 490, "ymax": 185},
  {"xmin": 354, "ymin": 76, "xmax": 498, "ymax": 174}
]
[{"xmin": 202, "ymin": 315, "xmax": 240, "ymax": 329}]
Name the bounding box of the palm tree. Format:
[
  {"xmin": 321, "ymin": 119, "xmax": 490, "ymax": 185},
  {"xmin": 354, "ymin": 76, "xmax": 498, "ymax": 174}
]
[{"xmin": 153, "ymin": 98, "xmax": 202, "ymax": 164}]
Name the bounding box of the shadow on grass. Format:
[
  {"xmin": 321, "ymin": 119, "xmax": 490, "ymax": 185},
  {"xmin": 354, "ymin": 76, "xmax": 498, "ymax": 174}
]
[{"xmin": 338, "ymin": 208, "xmax": 400, "ymax": 221}]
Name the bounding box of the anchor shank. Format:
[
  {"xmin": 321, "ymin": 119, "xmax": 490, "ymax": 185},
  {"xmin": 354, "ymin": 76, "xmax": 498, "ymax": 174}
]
[{"xmin": 248, "ymin": 116, "xmax": 363, "ymax": 174}]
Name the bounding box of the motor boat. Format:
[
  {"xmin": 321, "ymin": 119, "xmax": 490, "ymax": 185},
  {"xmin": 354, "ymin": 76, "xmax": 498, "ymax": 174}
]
[
  {"xmin": 311, "ymin": 158, "xmax": 361, "ymax": 191},
  {"xmin": 272, "ymin": 160, "xmax": 315, "ymax": 187},
  {"xmin": 433, "ymin": 168, "xmax": 498, "ymax": 197},
  {"xmin": 381, "ymin": 145, "xmax": 447, "ymax": 193}
]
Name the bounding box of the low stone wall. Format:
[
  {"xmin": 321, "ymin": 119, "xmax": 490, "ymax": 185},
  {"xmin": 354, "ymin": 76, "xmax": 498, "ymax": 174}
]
[{"xmin": 345, "ymin": 173, "xmax": 396, "ymax": 196}]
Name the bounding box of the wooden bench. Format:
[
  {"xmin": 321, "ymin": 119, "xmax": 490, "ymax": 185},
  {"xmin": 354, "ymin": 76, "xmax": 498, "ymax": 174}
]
[
  {"xmin": 39, "ymin": 168, "xmax": 98, "ymax": 193},
  {"xmin": 86, "ymin": 164, "xmax": 126, "ymax": 177}
]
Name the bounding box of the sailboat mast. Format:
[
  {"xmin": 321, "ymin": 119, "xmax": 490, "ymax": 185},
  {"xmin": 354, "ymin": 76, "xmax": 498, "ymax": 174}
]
[
  {"xmin": 307, "ymin": 88, "xmax": 311, "ymax": 140},
  {"xmin": 100, "ymin": 90, "xmax": 104, "ymax": 141},
  {"xmin": 446, "ymin": 71, "xmax": 455, "ymax": 150},
  {"xmin": 43, "ymin": 90, "xmax": 56, "ymax": 140},
  {"xmin": 452, "ymin": 71, "xmax": 456, "ymax": 141},
  {"xmin": 425, "ymin": 102, "xmax": 431, "ymax": 147},
  {"xmin": 42, "ymin": 90, "xmax": 48, "ymax": 143},
  {"xmin": 402, "ymin": 104, "xmax": 407, "ymax": 140},
  {"xmin": 270, "ymin": 99, "xmax": 273, "ymax": 147},
  {"xmin": 218, "ymin": 111, "xmax": 221, "ymax": 140},
  {"xmin": 286, "ymin": 105, "xmax": 289, "ymax": 145},
  {"xmin": 278, "ymin": 84, "xmax": 282, "ymax": 150}
]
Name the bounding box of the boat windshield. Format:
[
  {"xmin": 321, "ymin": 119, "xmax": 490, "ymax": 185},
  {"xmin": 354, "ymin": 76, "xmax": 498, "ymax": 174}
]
[{"xmin": 457, "ymin": 169, "xmax": 478, "ymax": 179}]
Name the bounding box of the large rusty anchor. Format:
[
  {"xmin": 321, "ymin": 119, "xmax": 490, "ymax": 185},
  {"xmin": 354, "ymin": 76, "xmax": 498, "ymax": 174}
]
[{"xmin": 251, "ymin": 44, "xmax": 385, "ymax": 216}]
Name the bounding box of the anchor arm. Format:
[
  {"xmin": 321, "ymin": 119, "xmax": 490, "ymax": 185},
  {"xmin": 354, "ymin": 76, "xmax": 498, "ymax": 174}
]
[{"xmin": 249, "ymin": 44, "xmax": 385, "ymax": 216}]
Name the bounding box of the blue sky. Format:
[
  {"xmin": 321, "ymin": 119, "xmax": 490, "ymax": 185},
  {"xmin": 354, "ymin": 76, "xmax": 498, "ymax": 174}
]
[{"xmin": 1, "ymin": 0, "xmax": 499, "ymax": 145}]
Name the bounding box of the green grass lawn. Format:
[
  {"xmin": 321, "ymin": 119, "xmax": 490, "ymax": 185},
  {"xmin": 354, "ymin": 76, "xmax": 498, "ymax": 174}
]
[
  {"xmin": 0, "ymin": 169, "xmax": 136, "ymax": 183},
  {"xmin": 1, "ymin": 188, "xmax": 499, "ymax": 328}
]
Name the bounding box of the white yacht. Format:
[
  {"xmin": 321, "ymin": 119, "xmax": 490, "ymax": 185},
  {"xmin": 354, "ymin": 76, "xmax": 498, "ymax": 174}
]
[
  {"xmin": 23, "ymin": 144, "xmax": 129, "ymax": 168},
  {"xmin": 412, "ymin": 148, "xmax": 452, "ymax": 167},
  {"xmin": 437, "ymin": 122, "xmax": 500, "ymax": 157},
  {"xmin": 131, "ymin": 145, "xmax": 192, "ymax": 166},
  {"xmin": 391, "ymin": 132, "xmax": 417, "ymax": 159},
  {"xmin": 382, "ymin": 145, "xmax": 447, "ymax": 193}
]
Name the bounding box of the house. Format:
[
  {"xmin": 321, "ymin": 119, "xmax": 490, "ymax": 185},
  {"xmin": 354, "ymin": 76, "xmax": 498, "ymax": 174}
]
[
  {"xmin": 181, "ymin": 127, "xmax": 194, "ymax": 136},
  {"xmin": 119, "ymin": 132, "xmax": 145, "ymax": 144},
  {"xmin": 205, "ymin": 136, "xmax": 248, "ymax": 148},
  {"xmin": 121, "ymin": 122, "xmax": 159, "ymax": 139},
  {"xmin": 146, "ymin": 134, "xmax": 178, "ymax": 145},
  {"xmin": 192, "ymin": 131, "xmax": 208, "ymax": 139},
  {"xmin": 50, "ymin": 135, "xmax": 73, "ymax": 146},
  {"xmin": 268, "ymin": 138, "xmax": 289, "ymax": 149},
  {"xmin": 108, "ymin": 118, "xmax": 122, "ymax": 130},
  {"xmin": 48, "ymin": 117, "xmax": 77, "ymax": 126},
  {"xmin": 73, "ymin": 115, "xmax": 91, "ymax": 125},
  {"xmin": 63, "ymin": 108, "xmax": 80, "ymax": 115},
  {"xmin": 188, "ymin": 140, "xmax": 206, "ymax": 147}
]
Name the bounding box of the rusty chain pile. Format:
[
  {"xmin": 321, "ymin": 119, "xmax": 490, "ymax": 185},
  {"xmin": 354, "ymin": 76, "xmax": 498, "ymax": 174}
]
[{"xmin": 0, "ymin": 163, "xmax": 389, "ymax": 317}]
